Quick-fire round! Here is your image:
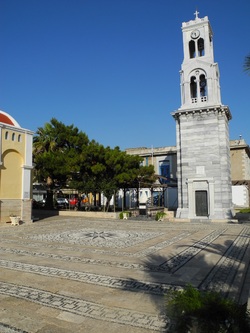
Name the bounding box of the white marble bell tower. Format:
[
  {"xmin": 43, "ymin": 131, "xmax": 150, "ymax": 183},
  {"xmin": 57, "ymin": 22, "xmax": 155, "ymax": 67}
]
[{"xmin": 172, "ymin": 11, "xmax": 233, "ymax": 221}]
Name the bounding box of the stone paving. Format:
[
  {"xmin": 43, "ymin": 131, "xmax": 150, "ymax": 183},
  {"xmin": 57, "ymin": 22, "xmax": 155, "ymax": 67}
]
[{"xmin": 0, "ymin": 216, "xmax": 250, "ymax": 333}]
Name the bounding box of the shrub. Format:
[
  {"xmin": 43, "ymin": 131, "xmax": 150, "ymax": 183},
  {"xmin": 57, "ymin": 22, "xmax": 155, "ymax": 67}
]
[
  {"xmin": 166, "ymin": 284, "xmax": 250, "ymax": 333},
  {"xmin": 155, "ymin": 211, "xmax": 166, "ymax": 221},
  {"xmin": 239, "ymin": 208, "xmax": 250, "ymax": 213}
]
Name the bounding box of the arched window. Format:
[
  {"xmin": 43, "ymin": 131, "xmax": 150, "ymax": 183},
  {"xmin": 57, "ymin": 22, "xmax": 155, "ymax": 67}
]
[
  {"xmin": 18, "ymin": 134, "xmax": 21, "ymax": 142},
  {"xmin": 189, "ymin": 71, "xmax": 207, "ymax": 102},
  {"xmin": 198, "ymin": 38, "xmax": 204, "ymax": 56},
  {"xmin": 5, "ymin": 131, "xmax": 9, "ymax": 140},
  {"xmin": 12, "ymin": 133, "xmax": 15, "ymax": 141},
  {"xmin": 200, "ymin": 74, "xmax": 207, "ymax": 96},
  {"xmin": 190, "ymin": 76, "xmax": 197, "ymax": 98},
  {"xmin": 189, "ymin": 40, "xmax": 196, "ymax": 59}
]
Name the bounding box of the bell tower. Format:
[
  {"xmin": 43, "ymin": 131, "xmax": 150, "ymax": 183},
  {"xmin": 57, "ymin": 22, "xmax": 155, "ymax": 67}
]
[{"xmin": 172, "ymin": 11, "xmax": 233, "ymax": 221}]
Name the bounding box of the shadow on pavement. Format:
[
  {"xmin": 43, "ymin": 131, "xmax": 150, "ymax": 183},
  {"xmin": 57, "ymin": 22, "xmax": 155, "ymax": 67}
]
[{"xmin": 120, "ymin": 226, "xmax": 250, "ymax": 331}]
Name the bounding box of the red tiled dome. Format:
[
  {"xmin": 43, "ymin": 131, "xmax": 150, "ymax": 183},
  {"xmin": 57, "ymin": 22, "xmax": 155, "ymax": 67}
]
[{"xmin": 0, "ymin": 111, "xmax": 20, "ymax": 127}]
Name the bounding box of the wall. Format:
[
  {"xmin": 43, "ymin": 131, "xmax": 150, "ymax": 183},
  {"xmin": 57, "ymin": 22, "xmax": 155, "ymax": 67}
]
[
  {"xmin": 232, "ymin": 185, "xmax": 249, "ymax": 207},
  {"xmin": 59, "ymin": 210, "xmax": 119, "ymax": 219},
  {"xmin": 0, "ymin": 122, "xmax": 33, "ymax": 224}
]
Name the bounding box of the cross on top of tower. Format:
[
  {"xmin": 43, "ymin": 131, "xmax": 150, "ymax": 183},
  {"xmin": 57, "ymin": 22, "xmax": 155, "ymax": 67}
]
[{"xmin": 194, "ymin": 9, "xmax": 199, "ymax": 20}]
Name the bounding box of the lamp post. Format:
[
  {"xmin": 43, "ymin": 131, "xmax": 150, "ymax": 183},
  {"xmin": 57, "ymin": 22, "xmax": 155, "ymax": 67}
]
[
  {"xmin": 137, "ymin": 175, "xmax": 147, "ymax": 215},
  {"xmin": 137, "ymin": 176, "xmax": 141, "ymax": 208}
]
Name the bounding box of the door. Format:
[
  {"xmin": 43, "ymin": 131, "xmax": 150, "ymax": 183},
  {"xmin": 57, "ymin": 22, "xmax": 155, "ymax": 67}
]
[{"xmin": 195, "ymin": 190, "xmax": 208, "ymax": 216}]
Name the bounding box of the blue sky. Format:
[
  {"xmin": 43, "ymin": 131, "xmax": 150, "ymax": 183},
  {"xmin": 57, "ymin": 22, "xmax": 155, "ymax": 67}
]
[{"xmin": 1, "ymin": 0, "xmax": 249, "ymax": 150}]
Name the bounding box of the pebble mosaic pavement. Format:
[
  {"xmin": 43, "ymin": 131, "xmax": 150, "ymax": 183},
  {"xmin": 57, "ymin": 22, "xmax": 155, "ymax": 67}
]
[{"xmin": 0, "ymin": 216, "xmax": 250, "ymax": 333}]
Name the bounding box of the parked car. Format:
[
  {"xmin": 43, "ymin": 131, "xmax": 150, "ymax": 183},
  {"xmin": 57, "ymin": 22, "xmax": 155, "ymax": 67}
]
[{"xmin": 56, "ymin": 198, "xmax": 69, "ymax": 209}]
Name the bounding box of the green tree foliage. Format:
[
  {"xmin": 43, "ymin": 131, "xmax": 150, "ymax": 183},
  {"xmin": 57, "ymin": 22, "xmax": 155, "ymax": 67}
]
[
  {"xmin": 244, "ymin": 53, "xmax": 250, "ymax": 74},
  {"xmin": 33, "ymin": 118, "xmax": 155, "ymax": 210},
  {"xmin": 70, "ymin": 143, "xmax": 155, "ymax": 210},
  {"xmin": 166, "ymin": 284, "xmax": 250, "ymax": 333},
  {"xmin": 33, "ymin": 118, "xmax": 89, "ymax": 188}
]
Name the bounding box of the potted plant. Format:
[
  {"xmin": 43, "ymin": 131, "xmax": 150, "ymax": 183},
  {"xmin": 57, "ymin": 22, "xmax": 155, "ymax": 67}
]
[
  {"xmin": 119, "ymin": 211, "xmax": 130, "ymax": 220},
  {"xmin": 9, "ymin": 214, "xmax": 21, "ymax": 226}
]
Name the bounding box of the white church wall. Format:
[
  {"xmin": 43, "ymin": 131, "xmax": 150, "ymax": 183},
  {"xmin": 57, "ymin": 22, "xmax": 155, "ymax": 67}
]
[{"xmin": 232, "ymin": 185, "xmax": 249, "ymax": 207}]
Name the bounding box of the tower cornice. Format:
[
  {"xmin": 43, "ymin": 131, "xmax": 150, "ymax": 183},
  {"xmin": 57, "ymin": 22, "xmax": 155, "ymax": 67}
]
[
  {"xmin": 182, "ymin": 16, "xmax": 213, "ymax": 35},
  {"xmin": 172, "ymin": 105, "xmax": 232, "ymax": 121}
]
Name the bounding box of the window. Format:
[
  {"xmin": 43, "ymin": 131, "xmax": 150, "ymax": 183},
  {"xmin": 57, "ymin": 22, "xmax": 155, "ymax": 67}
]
[
  {"xmin": 190, "ymin": 71, "xmax": 207, "ymax": 102},
  {"xmin": 189, "ymin": 40, "xmax": 196, "ymax": 58},
  {"xmin": 12, "ymin": 133, "xmax": 15, "ymax": 141},
  {"xmin": 190, "ymin": 76, "xmax": 197, "ymax": 98},
  {"xmin": 198, "ymin": 38, "xmax": 204, "ymax": 56},
  {"xmin": 18, "ymin": 134, "xmax": 21, "ymax": 142},
  {"xmin": 159, "ymin": 161, "xmax": 170, "ymax": 184},
  {"xmin": 199, "ymin": 74, "xmax": 207, "ymax": 97},
  {"xmin": 5, "ymin": 131, "xmax": 9, "ymax": 140},
  {"xmin": 189, "ymin": 38, "xmax": 204, "ymax": 59}
]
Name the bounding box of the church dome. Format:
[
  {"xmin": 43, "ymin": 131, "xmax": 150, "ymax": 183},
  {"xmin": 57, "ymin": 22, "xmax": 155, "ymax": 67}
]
[{"xmin": 0, "ymin": 110, "xmax": 21, "ymax": 127}]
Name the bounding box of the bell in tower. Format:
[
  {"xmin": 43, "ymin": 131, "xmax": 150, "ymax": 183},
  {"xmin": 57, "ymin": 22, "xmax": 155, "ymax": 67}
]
[{"xmin": 172, "ymin": 11, "xmax": 233, "ymax": 221}]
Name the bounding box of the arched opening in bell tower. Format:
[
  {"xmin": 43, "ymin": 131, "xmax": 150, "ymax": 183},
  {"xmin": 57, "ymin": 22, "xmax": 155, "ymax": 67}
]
[
  {"xmin": 189, "ymin": 40, "xmax": 196, "ymax": 58},
  {"xmin": 190, "ymin": 76, "xmax": 197, "ymax": 99},
  {"xmin": 200, "ymin": 74, "xmax": 207, "ymax": 97},
  {"xmin": 189, "ymin": 70, "xmax": 207, "ymax": 103},
  {"xmin": 189, "ymin": 38, "xmax": 204, "ymax": 59},
  {"xmin": 198, "ymin": 38, "xmax": 204, "ymax": 56}
]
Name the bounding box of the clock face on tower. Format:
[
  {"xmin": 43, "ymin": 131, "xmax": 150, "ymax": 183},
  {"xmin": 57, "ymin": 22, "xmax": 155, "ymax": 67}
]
[{"xmin": 190, "ymin": 30, "xmax": 200, "ymax": 39}]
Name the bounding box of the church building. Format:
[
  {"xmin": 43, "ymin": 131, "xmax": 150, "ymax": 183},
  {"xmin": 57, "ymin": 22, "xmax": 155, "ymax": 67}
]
[
  {"xmin": 0, "ymin": 110, "xmax": 33, "ymax": 224},
  {"xmin": 172, "ymin": 12, "xmax": 233, "ymax": 220}
]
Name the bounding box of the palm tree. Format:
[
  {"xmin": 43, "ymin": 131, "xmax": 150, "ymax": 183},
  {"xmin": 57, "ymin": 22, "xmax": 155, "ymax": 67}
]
[
  {"xmin": 244, "ymin": 54, "xmax": 250, "ymax": 74},
  {"xmin": 33, "ymin": 122, "xmax": 56, "ymax": 154}
]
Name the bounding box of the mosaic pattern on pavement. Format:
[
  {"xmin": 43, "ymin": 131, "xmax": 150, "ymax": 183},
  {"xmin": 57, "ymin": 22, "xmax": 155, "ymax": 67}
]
[
  {"xmin": 0, "ymin": 323, "xmax": 29, "ymax": 333},
  {"xmin": 0, "ymin": 282, "xmax": 167, "ymax": 331},
  {"xmin": 0, "ymin": 218, "xmax": 250, "ymax": 333},
  {"xmin": 24, "ymin": 228, "xmax": 164, "ymax": 248}
]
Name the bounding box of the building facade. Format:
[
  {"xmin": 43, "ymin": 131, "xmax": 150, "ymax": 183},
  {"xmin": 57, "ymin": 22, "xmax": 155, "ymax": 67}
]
[
  {"xmin": 230, "ymin": 139, "xmax": 250, "ymax": 207},
  {"xmin": 0, "ymin": 110, "xmax": 33, "ymax": 224},
  {"xmin": 125, "ymin": 146, "xmax": 178, "ymax": 210},
  {"xmin": 126, "ymin": 139, "xmax": 250, "ymax": 211}
]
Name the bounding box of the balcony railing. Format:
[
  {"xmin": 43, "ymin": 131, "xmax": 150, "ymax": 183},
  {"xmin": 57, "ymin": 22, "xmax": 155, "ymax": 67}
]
[{"xmin": 191, "ymin": 96, "xmax": 207, "ymax": 103}]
